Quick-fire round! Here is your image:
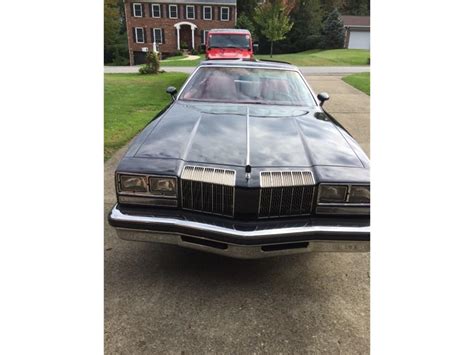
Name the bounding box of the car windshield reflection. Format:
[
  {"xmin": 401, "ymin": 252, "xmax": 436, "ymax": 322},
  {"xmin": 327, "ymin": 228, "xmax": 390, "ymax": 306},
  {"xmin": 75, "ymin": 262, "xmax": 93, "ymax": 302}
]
[{"xmin": 180, "ymin": 67, "xmax": 316, "ymax": 107}]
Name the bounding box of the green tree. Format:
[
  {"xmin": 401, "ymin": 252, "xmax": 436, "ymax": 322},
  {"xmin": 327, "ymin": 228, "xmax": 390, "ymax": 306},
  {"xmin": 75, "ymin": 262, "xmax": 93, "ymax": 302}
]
[
  {"xmin": 104, "ymin": 0, "xmax": 128, "ymax": 64},
  {"xmin": 343, "ymin": 0, "xmax": 369, "ymax": 15},
  {"xmin": 320, "ymin": 8, "xmax": 345, "ymax": 49},
  {"xmin": 254, "ymin": 0, "xmax": 295, "ymax": 57},
  {"xmin": 236, "ymin": 13, "xmax": 257, "ymax": 40},
  {"xmin": 320, "ymin": 0, "xmax": 347, "ymax": 16},
  {"xmin": 104, "ymin": 0, "xmax": 120, "ymax": 47},
  {"xmin": 237, "ymin": 0, "xmax": 259, "ymax": 16},
  {"xmin": 285, "ymin": 0, "xmax": 322, "ymax": 52}
]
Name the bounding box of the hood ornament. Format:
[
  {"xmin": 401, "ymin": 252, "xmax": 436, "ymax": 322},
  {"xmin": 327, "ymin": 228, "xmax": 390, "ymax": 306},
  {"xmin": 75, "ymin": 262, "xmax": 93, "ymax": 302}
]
[{"xmin": 245, "ymin": 165, "xmax": 251, "ymax": 180}]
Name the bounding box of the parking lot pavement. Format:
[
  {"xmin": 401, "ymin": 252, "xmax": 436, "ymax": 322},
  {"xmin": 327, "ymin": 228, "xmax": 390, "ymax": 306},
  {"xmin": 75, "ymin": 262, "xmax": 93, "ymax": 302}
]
[{"xmin": 104, "ymin": 75, "xmax": 370, "ymax": 354}]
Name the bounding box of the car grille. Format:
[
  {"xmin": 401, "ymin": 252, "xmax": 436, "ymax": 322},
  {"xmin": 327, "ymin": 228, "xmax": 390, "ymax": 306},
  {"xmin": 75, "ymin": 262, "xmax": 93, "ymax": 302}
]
[
  {"xmin": 258, "ymin": 171, "xmax": 315, "ymax": 218},
  {"xmin": 181, "ymin": 166, "xmax": 236, "ymax": 217}
]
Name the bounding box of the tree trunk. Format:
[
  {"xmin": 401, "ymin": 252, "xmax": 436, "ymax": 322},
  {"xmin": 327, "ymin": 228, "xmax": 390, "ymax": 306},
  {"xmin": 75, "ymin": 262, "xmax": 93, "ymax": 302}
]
[{"xmin": 270, "ymin": 41, "xmax": 273, "ymax": 58}]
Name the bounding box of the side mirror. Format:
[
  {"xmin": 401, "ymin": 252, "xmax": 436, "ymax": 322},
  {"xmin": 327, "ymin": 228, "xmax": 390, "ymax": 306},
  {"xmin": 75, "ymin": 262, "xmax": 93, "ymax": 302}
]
[
  {"xmin": 253, "ymin": 43, "xmax": 259, "ymax": 53},
  {"xmin": 317, "ymin": 92, "xmax": 330, "ymax": 106},
  {"xmin": 166, "ymin": 86, "xmax": 177, "ymax": 101}
]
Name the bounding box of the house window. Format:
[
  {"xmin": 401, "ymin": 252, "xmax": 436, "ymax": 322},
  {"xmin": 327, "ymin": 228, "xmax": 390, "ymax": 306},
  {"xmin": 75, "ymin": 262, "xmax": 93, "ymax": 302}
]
[
  {"xmin": 186, "ymin": 5, "xmax": 195, "ymax": 19},
  {"xmin": 133, "ymin": 3, "xmax": 143, "ymax": 17},
  {"xmin": 153, "ymin": 28, "xmax": 163, "ymax": 44},
  {"xmin": 135, "ymin": 27, "xmax": 144, "ymax": 43},
  {"xmin": 168, "ymin": 4, "xmax": 178, "ymax": 19},
  {"xmin": 151, "ymin": 4, "xmax": 161, "ymax": 18},
  {"xmin": 203, "ymin": 6, "xmax": 212, "ymax": 20},
  {"xmin": 201, "ymin": 30, "xmax": 209, "ymax": 45},
  {"xmin": 220, "ymin": 7, "xmax": 230, "ymax": 21}
]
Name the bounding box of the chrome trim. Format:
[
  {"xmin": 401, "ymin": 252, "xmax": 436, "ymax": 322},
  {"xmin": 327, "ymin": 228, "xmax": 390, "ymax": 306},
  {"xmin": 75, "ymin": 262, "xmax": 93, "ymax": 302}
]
[
  {"xmin": 116, "ymin": 229, "xmax": 370, "ymax": 259},
  {"xmin": 110, "ymin": 204, "xmax": 370, "ymax": 239},
  {"xmin": 245, "ymin": 106, "xmax": 251, "ymax": 167},
  {"xmin": 116, "ymin": 172, "xmax": 178, "ymax": 199},
  {"xmin": 118, "ymin": 196, "xmax": 178, "ymax": 207}
]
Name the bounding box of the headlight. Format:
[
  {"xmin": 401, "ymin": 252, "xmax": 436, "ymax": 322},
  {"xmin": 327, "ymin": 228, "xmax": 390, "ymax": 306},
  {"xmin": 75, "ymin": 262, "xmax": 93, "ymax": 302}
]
[
  {"xmin": 318, "ymin": 185, "xmax": 348, "ymax": 203},
  {"xmin": 119, "ymin": 175, "xmax": 147, "ymax": 192},
  {"xmin": 149, "ymin": 177, "xmax": 177, "ymax": 197},
  {"xmin": 348, "ymin": 185, "xmax": 370, "ymax": 203}
]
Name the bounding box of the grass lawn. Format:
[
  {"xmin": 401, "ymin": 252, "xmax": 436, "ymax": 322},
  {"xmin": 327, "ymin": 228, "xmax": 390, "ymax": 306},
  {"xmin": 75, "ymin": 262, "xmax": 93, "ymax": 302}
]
[
  {"xmin": 160, "ymin": 54, "xmax": 205, "ymax": 67},
  {"xmin": 159, "ymin": 49, "xmax": 369, "ymax": 67},
  {"xmin": 342, "ymin": 72, "xmax": 370, "ymax": 95},
  {"xmin": 104, "ymin": 72, "xmax": 188, "ymax": 160},
  {"xmin": 140, "ymin": 49, "xmax": 369, "ymax": 67},
  {"xmin": 256, "ymin": 49, "xmax": 370, "ymax": 66}
]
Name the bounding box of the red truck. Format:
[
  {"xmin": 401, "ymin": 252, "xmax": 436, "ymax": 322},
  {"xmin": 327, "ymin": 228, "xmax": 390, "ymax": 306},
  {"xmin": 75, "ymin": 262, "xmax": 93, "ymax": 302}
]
[{"xmin": 204, "ymin": 29, "xmax": 258, "ymax": 60}]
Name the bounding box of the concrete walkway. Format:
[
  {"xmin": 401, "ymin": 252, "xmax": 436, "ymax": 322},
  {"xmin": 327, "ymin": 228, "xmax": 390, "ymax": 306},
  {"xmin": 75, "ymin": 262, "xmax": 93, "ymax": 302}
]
[
  {"xmin": 104, "ymin": 65, "xmax": 369, "ymax": 75},
  {"xmin": 104, "ymin": 75, "xmax": 370, "ymax": 354}
]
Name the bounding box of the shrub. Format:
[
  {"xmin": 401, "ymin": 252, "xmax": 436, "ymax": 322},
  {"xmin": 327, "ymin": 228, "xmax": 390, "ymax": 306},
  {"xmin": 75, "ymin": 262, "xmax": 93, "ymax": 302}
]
[
  {"xmin": 138, "ymin": 51, "xmax": 160, "ymax": 74},
  {"xmin": 180, "ymin": 41, "xmax": 188, "ymax": 50},
  {"xmin": 190, "ymin": 48, "xmax": 198, "ymax": 55},
  {"xmin": 104, "ymin": 42, "xmax": 129, "ymax": 65},
  {"xmin": 305, "ymin": 34, "xmax": 320, "ymax": 50},
  {"xmin": 320, "ymin": 8, "xmax": 345, "ymax": 49}
]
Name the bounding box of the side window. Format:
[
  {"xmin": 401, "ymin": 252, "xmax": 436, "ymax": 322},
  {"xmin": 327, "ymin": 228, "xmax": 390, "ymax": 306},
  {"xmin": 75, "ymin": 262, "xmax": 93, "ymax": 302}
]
[
  {"xmin": 186, "ymin": 5, "xmax": 195, "ymax": 19},
  {"xmin": 203, "ymin": 6, "xmax": 212, "ymax": 20},
  {"xmin": 168, "ymin": 4, "xmax": 178, "ymax": 19},
  {"xmin": 153, "ymin": 28, "xmax": 163, "ymax": 44},
  {"xmin": 201, "ymin": 30, "xmax": 209, "ymax": 44},
  {"xmin": 135, "ymin": 27, "xmax": 145, "ymax": 43},
  {"xmin": 151, "ymin": 4, "xmax": 160, "ymax": 18},
  {"xmin": 133, "ymin": 3, "xmax": 143, "ymax": 17},
  {"xmin": 220, "ymin": 7, "xmax": 229, "ymax": 21}
]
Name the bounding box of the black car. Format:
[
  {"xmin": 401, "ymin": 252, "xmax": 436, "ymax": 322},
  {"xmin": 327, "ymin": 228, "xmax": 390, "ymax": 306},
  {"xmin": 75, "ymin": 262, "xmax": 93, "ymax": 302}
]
[{"xmin": 108, "ymin": 60, "xmax": 370, "ymax": 258}]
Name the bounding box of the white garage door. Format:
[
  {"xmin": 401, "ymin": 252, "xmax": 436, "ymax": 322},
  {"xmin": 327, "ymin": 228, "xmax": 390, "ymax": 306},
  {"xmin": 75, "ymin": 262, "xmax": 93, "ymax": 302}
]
[{"xmin": 348, "ymin": 31, "xmax": 370, "ymax": 49}]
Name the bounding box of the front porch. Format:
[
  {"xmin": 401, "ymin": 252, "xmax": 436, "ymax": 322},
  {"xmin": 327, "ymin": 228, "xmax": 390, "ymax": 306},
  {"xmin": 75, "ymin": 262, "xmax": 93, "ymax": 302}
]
[{"xmin": 174, "ymin": 21, "xmax": 198, "ymax": 51}]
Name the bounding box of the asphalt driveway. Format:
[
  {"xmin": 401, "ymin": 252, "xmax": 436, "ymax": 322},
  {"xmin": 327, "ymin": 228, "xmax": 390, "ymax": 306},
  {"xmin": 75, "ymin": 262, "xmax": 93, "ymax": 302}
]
[{"xmin": 104, "ymin": 75, "xmax": 370, "ymax": 354}]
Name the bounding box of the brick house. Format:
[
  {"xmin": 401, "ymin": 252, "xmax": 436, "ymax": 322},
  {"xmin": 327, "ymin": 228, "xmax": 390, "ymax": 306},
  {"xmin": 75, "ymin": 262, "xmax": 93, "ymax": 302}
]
[{"xmin": 124, "ymin": 0, "xmax": 237, "ymax": 65}]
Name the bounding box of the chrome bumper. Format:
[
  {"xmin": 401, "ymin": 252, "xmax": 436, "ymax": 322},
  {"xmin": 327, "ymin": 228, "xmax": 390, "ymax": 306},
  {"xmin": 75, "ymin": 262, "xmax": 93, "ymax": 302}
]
[{"xmin": 109, "ymin": 204, "xmax": 370, "ymax": 259}]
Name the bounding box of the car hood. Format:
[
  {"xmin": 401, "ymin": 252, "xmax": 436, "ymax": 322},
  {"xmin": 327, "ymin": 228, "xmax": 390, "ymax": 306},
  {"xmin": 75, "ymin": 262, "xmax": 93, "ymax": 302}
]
[{"xmin": 131, "ymin": 102, "xmax": 368, "ymax": 169}]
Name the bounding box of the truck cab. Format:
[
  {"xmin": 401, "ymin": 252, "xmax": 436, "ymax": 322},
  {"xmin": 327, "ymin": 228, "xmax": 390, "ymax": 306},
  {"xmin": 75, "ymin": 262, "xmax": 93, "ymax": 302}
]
[{"xmin": 205, "ymin": 29, "xmax": 257, "ymax": 60}]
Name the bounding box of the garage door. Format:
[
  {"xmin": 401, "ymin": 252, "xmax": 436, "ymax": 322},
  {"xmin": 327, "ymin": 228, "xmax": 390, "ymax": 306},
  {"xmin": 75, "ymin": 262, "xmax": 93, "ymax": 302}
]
[{"xmin": 348, "ymin": 31, "xmax": 370, "ymax": 49}]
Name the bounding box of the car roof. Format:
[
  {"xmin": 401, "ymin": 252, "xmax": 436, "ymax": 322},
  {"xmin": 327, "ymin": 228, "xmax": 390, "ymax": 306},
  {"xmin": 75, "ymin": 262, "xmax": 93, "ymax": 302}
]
[
  {"xmin": 208, "ymin": 29, "xmax": 251, "ymax": 34},
  {"xmin": 199, "ymin": 59, "xmax": 298, "ymax": 70}
]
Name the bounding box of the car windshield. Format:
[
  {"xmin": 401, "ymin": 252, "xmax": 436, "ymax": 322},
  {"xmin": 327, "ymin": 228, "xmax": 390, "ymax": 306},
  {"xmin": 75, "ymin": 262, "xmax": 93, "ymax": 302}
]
[
  {"xmin": 179, "ymin": 67, "xmax": 316, "ymax": 106},
  {"xmin": 208, "ymin": 34, "xmax": 250, "ymax": 49}
]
